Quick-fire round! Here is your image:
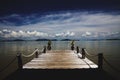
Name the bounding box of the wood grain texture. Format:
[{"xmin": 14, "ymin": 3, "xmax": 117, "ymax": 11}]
[{"xmin": 23, "ymin": 50, "xmax": 98, "ymax": 69}]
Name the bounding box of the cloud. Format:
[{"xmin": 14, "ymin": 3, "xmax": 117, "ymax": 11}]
[
  {"xmin": 0, "ymin": 11, "xmax": 120, "ymax": 32},
  {"xmin": 82, "ymin": 32, "xmax": 91, "ymax": 37},
  {"xmin": 80, "ymin": 31, "xmax": 120, "ymax": 39},
  {"xmin": 0, "ymin": 29, "xmax": 120, "ymax": 40},
  {"xmin": 55, "ymin": 31, "xmax": 75, "ymax": 37},
  {"xmin": 0, "ymin": 29, "xmax": 48, "ymax": 39},
  {"xmin": 0, "ymin": 29, "xmax": 76, "ymax": 39},
  {"xmin": 0, "ymin": 11, "xmax": 120, "ymax": 39}
]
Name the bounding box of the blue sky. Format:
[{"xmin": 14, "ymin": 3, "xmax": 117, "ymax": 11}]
[
  {"xmin": 0, "ymin": 0, "xmax": 120, "ymax": 40},
  {"xmin": 0, "ymin": 11, "xmax": 120, "ymax": 40}
]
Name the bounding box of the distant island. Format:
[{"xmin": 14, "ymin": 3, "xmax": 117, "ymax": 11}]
[
  {"xmin": 0, "ymin": 39, "xmax": 25, "ymax": 42},
  {"xmin": 13, "ymin": 39, "xmax": 25, "ymax": 41},
  {"xmin": 60, "ymin": 39, "xmax": 79, "ymax": 41},
  {"xmin": 36, "ymin": 39, "xmax": 58, "ymax": 41},
  {"xmin": 36, "ymin": 39, "xmax": 79, "ymax": 41},
  {"xmin": 0, "ymin": 38, "xmax": 120, "ymax": 41},
  {"xmin": 106, "ymin": 39, "xmax": 120, "ymax": 40}
]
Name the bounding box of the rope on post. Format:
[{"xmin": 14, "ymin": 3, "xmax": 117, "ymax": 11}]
[
  {"xmin": 75, "ymin": 47, "xmax": 92, "ymax": 68},
  {"xmin": 0, "ymin": 47, "xmax": 47, "ymax": 72},
  {"xmin": 35, "ymin": 50, "xmax": 39, "ymax": 58},
  {"xmin": 76, "ymin": 46, "xmax": 80, "ymax": 53},
  {"xmin": 81, "ymin": 48, "xmax": 86, "ymax": 59},
  {"xmin": 77, "ymin": 48, "xmax": 119, "ymax": 71},
  {"xmin": 22, "ymin": 49, "xmax": 39, "ymax": 57},
  {"xmin": 17, "ymin": 53, "xmax": 23, "ymax": 69},
  {"xmin": 71, "ymin": 40, "xmax": 75, "ymax": 50},
  {"xmin": 84, "ymin": 49, "xmax": 98, "ymax": 57}
]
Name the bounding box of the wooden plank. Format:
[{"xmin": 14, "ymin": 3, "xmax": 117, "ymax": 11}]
[{"xmin": 23, "ymin": 50, "xmax": 98, "ymax": 69}]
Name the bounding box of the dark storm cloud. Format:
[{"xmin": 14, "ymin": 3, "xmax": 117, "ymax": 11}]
[
  {"xmin": 0, "ymin": 0, "xmax": 120, "ymax": 40},
  {"xmin": 0, "ymin": 0, "xmax": 120, "ymax": 16},
  {"xmin": 0, "ymin": 11, "xmax": 120, "ymax": 36}
]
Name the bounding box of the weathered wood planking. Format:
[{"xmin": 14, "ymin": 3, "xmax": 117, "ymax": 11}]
[{"xmin": 23, "ymin": 50, "xmax": 98, "ymax": 69}]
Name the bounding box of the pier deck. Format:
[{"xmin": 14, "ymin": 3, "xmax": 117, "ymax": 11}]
[
  {"xmin": 23, "ymin": 50, "xmax": 98, "ymax": 69},
  {"xmin": 5, "ymin": 50, "xmax": 116, "ymax": 80}
]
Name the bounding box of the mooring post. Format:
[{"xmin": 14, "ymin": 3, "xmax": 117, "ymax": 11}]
[
  {"xmin": 47, "ymin": 40, "xmax": 51, "ymax": 50},
  {"xmin": 71, "ymin": 44, "xmax": 74, "ymax": 50},
  {"xmin": 35, "ymin": 48, "xmax": 38, "ymax": 58},
  {"xmin": 43, "ymin": 46, "xmax": 46, "ymax": 53},
  {"xmin": 76, "ymin": 46, "xmax": 79, "ymax": 53},
  {"xmin": 71, "ymin": 40, "xmax": 75, "ymax": 50},
  {"xmin": 17, "ymin": 53, "xmax": 23, "ymax": 69},
  {"xmin": 81, "ymin": 48, "xmax": 85, "ymax": 59},
  {"xmin": 98, "ymin": 53, "xmax": 103, "ymax": 69}
]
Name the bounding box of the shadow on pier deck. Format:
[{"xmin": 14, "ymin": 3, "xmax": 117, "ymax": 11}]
[{"xmin": 5, "ymin": 69, "xmax": 116, "ymax": 80}]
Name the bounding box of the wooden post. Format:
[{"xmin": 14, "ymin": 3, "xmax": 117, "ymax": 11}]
[
  {"xmin": 71, "ymin": 44, "xmax": 74, "ymax": 50},
  {"xmin": 35, "ymin": 49, "xmax": 38, "ymax": 58},
  {"xmin": 47, "ymin": 45, "xmax": 51, "ymax": 50},
  {"xmin": 17, "ymin": 53, "xmax": 23, "ymax": 69},
  {"xmin": 71, "ymin": 40, "xmax": 75, "ymax": 50},
  {"xmin": 76, "ymin": 46, "xmax": 79, "ymax": 53},
  {"xmin": 47, "ymin": 40, "xmax": 51, "ymax": 50},
  {"xmin": 81, "ymin": 48, "xmax": 85, "ymax": 59},
  {"xmin": 43, "ymin": 46, "xmax": 46, "ymax": 53},
  {"xmin": 98, "ymin": 53, "xmax": 103, "ymax": 69}
]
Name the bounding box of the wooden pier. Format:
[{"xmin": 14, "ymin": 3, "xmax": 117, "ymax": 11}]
[
  {"xmin": 23, "ymin": 50, "xmax": 98, "ymax": 69},
  {"xmin": 5, "ymin": 46, "xmax": 115, "ymax": 80}
]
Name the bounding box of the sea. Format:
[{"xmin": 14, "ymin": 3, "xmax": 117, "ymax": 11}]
[{"xmin": 0, "ymin": 40, "xmax": 120, "ymax": 80}]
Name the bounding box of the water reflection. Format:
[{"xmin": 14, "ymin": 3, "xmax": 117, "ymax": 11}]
[{"xmin": 0, "ymin": 40, "xmax": 120, "ymax": 80}]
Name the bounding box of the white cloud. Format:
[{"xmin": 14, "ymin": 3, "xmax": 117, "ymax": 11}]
[
  {"xmin": 0, "ymin": 29, "xmax": 48, "ymax": 39},
  {"xmin": 0, "ymin": 29, "xmax": 75, "ymax": 39},
  {"xmin": 0, "ymin": 11, "xmax": 120, "ymax": 39},
  {"xmin": 2, "ymin": 29, "xmax": 11, "ymax": 33},
  {"xmin": 86, "ymin": 32, "xmax": 91, "ymax": 36},
  {"xmin": 0, "ymin": 29, "xmax": 120, "ymax": 39},
  {"xmin": 55, "ymin": 33, "xmax": 64, "ymax": 37},
  {"xmin": 70, "ymin": 32, "xmax": 75, "ymax": 36},
  {"xmin": 55, "ymin": 31, "xmax": 75, "ymax": 37},
  {"xmin": 80, "ymin": 31, "xmax": 120, "ymax": 39},
  {"xmin": 1, "ymin": 11, "xmax": 120, "ymax": 33},
  {"xmin": 82, "ymin": 32, "xmax": 92, "ymax": 37}
]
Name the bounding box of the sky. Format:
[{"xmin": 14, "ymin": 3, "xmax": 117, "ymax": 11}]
[{"xmin": 0, "ymin": 0, "xmax": 120, "ymax": 40}]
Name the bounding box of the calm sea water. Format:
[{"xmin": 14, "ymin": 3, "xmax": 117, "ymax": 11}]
[{"xmin": 0, "ymin": 41, "xmax": 120, "ymax": 80}]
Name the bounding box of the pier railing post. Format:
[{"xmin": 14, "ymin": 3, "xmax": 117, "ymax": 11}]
[
  {"xmin": 98, "ymin": 53, "xmax": 103, "ymax": 69},
  {"xmin": 47, "ymin": 40, "xmax": 51, "ymax": 50},
  {"xmin": 35, "ymin": 49, "xmax": 39, "ymax": 58},
  {"xmin": 71, "ymin": 40, "xmax": 75, "ymax": 50},
  {"xmin": 81, "ymin": 48, "xmax": 85, "ymax": 59},
  {"xmin": 17, "ymin": 53, "xmax": 23, "ymax": 69},
  {"xmin": 43, "ymin": 46, "xmax": 46, "ymax": 53},
  {"xmin": 76, "ymin": 46, "xmax": 79, "ymax": 53},
  {"xmin": 71, "ymin": 44, "xmax": 74, "ymax": 50}
]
